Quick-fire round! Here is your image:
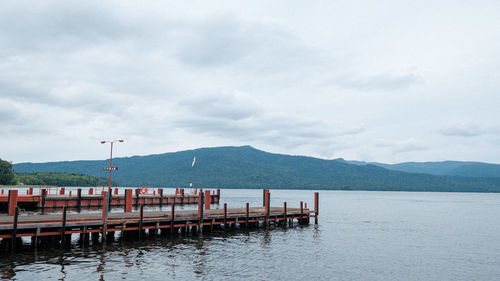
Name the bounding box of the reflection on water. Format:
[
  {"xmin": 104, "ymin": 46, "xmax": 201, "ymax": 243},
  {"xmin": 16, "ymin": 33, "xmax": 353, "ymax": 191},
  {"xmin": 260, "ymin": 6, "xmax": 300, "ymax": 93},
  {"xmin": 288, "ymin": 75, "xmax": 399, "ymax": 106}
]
[
  {"xmin": 1, "ymin": 223, "xmax": 295, "ymax": 280},
  {"xmin": 2, "ymin": 189, "xmax": 500, "ymax": 281}
]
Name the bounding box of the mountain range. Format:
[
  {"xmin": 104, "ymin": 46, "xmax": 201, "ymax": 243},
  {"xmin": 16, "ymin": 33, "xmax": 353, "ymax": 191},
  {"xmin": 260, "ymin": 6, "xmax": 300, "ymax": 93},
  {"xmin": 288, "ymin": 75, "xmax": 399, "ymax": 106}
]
[
  {"xmin": 344, "ymin": 160, "xmax": 500, "ymax": 178},
  {"xmin": 12, "ymin": 145, "xmax": 500, "ymax": 192}
]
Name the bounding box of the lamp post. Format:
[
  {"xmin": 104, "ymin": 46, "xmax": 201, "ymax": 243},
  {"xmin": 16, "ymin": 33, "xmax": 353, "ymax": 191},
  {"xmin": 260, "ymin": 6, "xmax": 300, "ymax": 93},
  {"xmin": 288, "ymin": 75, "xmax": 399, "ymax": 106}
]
[{"xmin": 100, "ymin": 139, "xmax": 124, "ymax": 192}]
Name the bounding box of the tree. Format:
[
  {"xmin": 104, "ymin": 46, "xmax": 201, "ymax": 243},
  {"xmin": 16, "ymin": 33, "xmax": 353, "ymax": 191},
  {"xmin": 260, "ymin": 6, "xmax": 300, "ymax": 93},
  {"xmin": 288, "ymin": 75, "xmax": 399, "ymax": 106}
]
[{"xmin": 0, "ymin": 158, "xmax": 17, "ymax": 185}]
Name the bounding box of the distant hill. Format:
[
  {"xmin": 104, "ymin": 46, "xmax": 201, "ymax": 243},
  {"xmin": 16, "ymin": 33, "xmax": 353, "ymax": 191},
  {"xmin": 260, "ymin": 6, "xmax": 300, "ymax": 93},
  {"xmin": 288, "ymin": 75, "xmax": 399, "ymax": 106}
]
[
  {"xmin": 344, "ymin": 160, "xmax": 500, "ymax": 178},
  {"xmin": 13, "ymin": 145, "xmax": 500, "ymax": 192}
]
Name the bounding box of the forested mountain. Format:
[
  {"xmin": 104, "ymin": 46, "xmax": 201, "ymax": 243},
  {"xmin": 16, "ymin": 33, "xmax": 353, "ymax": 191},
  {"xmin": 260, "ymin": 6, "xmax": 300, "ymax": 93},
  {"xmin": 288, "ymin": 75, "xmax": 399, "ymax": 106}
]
[
  {"xmin": 344, "ymin": 160, "xmax": 500, "ymax": 178},
  {"xmin": 13, "ymin": 146, "xmax": 500, "ymax": 192}
]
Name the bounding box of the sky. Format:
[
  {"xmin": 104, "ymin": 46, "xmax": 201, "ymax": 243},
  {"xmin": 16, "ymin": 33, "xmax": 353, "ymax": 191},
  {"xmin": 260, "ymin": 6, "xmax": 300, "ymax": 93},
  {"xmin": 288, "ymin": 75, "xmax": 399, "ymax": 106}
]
[{"xmin": 1, "ymin": 0, "xmax": 500, "ymax": 164}]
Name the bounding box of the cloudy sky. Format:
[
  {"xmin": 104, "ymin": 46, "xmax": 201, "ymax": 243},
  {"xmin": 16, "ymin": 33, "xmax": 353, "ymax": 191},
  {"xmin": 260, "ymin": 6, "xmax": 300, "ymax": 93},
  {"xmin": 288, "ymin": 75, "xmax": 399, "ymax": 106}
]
[{"xmin": 1, "ymin": 0, "xmax": 500, "ymax": 164}]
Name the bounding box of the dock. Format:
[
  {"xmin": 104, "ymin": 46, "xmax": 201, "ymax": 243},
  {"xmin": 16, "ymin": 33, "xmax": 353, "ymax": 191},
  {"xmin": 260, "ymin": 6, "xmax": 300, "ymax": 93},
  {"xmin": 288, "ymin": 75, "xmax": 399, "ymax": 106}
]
[
  {"xmin": 0, "ymin": 187, "xmax": 220, "ymax": 214},
  {"xmin": 0, "ymin": 190, "xmax": 319, "ymax": 251}
]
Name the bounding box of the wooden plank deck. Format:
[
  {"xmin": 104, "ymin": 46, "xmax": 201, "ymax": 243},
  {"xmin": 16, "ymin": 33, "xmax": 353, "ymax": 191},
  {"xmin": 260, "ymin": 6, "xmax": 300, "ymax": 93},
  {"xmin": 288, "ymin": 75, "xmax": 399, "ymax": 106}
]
[
  {"xmin": 0, "ymin": 191, "xmax": 319, "ymax": 251},
  {"xmin": 0, "ymin": 207, "xmax": 309, "ymax": 230}
]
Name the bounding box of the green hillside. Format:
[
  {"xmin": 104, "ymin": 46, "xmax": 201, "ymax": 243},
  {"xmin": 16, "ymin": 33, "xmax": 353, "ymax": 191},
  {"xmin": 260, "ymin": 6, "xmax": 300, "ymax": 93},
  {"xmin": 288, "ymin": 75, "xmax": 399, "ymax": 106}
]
[{"xmin": 12, "ymin": 146, "xmax": 500, "ymax": 192}]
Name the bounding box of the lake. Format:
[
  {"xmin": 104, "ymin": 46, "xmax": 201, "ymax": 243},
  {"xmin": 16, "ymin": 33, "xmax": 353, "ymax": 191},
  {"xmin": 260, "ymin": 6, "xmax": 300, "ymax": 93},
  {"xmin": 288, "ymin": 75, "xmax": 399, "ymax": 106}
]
[{"xmin": 1, "ymin": 189, "xmax": 500, "ymax": 280}]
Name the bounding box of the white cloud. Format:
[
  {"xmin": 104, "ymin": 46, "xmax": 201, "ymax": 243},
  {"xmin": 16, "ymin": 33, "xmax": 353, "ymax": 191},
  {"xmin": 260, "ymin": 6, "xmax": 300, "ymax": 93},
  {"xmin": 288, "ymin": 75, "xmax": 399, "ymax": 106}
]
[
  {"xmin": 439, "ymin": 122, "xmax": 498, "ymax": 137},
  {"xmin": 1, "ymin": 0, "xmax": 500, "ymax": 164}
]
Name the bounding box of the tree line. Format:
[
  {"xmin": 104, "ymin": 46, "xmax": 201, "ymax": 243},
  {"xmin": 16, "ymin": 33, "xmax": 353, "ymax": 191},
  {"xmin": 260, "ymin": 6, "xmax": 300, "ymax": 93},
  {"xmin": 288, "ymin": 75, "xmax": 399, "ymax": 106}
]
[{"xmin": 1, "ymin": 158, "xmax": 114, "ymax": 186}]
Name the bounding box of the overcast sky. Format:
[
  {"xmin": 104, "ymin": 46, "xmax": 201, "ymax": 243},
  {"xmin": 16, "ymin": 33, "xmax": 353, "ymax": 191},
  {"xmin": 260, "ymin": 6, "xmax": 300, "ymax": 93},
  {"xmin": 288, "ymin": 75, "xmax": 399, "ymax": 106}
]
[{"xmin": 1, "ymin": 0, "xmax": 500, "ymax": 164}]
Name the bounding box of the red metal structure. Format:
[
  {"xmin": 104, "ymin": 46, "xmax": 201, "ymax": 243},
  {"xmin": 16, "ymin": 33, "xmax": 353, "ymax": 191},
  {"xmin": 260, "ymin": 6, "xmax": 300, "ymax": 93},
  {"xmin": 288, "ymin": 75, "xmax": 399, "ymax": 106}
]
[{"xmin": 0, "ymin": 187, "xmax": 221, "ymax": 213}]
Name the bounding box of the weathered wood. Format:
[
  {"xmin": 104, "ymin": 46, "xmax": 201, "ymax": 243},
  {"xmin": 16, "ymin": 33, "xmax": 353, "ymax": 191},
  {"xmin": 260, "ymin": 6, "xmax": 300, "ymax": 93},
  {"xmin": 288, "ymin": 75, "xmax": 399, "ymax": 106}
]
[
  {"xmin": 77, "ymin": 188, "xmax": 82, "ymax": 212},
  {"xmin": 8, "ymin": 190, "xmax": 18, "ymax": 216},
  {"xmin": 205, "ymin": 190, "xmax": 211, "ymax": 210},
  {"xmin": 245, "ymin": 202, "xmax": 249, "ymax": 227},
  {"xmin": 139, "ymin": 204, "xmax": 144, "ymax": 239},
  {"xmin": 224, "ymin": 203, "xmax": 227, "ymax": 229},
  {"xmin": 265, "ymin": 192, "xmax": 271, "ymax": 227},
  {"xmin": 41, "ymin": 189, "xmax": 47, "ymax": 214},
  {"xmin": 125, "ymin": 189, "xmax": 132, "ymax": 212},
  {"xmin": 60, "ymin": 206, "xmax": 67, "ymax": 248},
  {"xmin": 198, "ymin": 190, "xmax": 204, "ymax": 233},
  {"xmin": 314, "ymin": 192, "xmax": 319, "ymax": 225},
  {"xmin": 102, "ymin": 191, "xmax": 108, "ymax": 241},
  {"xmin": 159, "ymin": 188, "xmax": 164, "ymax": 209},
  {"xmin": 135, "ymin": 188, "xmax": 140, "ymax": 209},
  {"xmin": 284, "ymin": 201, "xmax": 287, "ymax": 226},
  {"xmin": 34, "ymin": 227, "xmax": 40, "ymax": 248},
  {"xmin": 12, "ymin": 206, "xmax": 19, "ymax": 250},
  {"xmin": 300, "ymin": 201, "xmax": 303, "ymax": 224},
  {"xmin": 108, "ymin": 188, "xmax": 112, "ymax": 211},
  {"xmin": 170, "ymin": 204, "xmax": 175, "ymax": 237},
  {"xmin": 262, "ymin": 189, "xmax": 266, "ymax": 206}
]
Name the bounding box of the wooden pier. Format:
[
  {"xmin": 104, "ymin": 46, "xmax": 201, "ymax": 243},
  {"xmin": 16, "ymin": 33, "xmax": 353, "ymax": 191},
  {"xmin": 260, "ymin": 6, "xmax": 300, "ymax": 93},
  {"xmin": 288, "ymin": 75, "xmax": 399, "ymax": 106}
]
[
  {"xmin": 0, "ymin": 187, "xmax": 220, "ymax": 214},
  {"xmin": 0, "ymin": 190, "xmax": 319, "ymax": 251}
]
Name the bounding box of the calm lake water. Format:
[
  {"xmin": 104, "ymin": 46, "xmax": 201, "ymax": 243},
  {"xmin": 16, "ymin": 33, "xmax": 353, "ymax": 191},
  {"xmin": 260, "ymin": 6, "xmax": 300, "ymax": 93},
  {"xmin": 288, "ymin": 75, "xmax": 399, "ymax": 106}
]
[{"xmin": 1, "ymin": 189, "xmax": 500, "ymax": 280}]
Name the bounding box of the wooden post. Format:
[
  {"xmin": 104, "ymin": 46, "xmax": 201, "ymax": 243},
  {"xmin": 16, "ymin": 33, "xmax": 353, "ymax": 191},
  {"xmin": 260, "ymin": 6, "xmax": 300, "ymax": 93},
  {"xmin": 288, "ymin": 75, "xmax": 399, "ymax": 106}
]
[
  {"xmin": 8, "ymin": 190, "xmax": 18, "ymax": 216},
  {"xmin": 102, "ymin": 191, "xmax": 108, "ymax": 221},
  {"xmin": 114, "ymin": 188, "xmax": 119, "ymax": 195},
  {"xmin": 12, "ymin": 206, "xmax": 19, "ymax": 250},
  {"xmin": 300, "ymin": 201, "xmax": 303, "ymax": 224},
  {"xmin": 120, "ymin": 224, "xmax": 125, "ymax": 240},
  {"xmin": 108, "ymin": 188, "xmax": 112, "ymax": 211},
  {"xmin": 223, "ymin": 203, "xmax": 227, "ymax": 230},
  {"xmin": 216, "ymin": 188, "xmax": 220, "ymax": 202},
  {"xmin": 81, "ymin": 226, "xmax": 88, "ymax": 246},
  {"xmin": 283, "ymin": 201, "xmax": 287, "ymax": 225},
  {"xmin": 77, "ymin": 188, "xmax": 82, "ymax": 212},
  {"xmin": 262, "ymin": 189, "xmax": 266, "ymax": 206},
  {"xmin": 29, "ymin": 187, "xmax": 33, "ymax": 195},
  {"xmin": 89, "ymin": 187, "xmax": 94, "ymax": 195},
  {"xmin": 181, "ymin": 188, "xmax": 185, "ymax": 204},
  {"xmin": 159, "ymin": 188, "xmax": 164, "ymax": 208},
  {"xmin": 139, "ymin": 204, "xmax": 144, "ymax": 239},
  {"xmin": 314, "ymin": 192, "xmax": 319, "ymax": 224},
  {"xmin": 205, "ymin": 190, "xmax": 211, "ymax": 210},
  {"xmin": 102, "ymin": 191, "xmax": 108, "ymax": 241},
  {"xmin": 34, "ymin": 227, "xmax": 40, "ymax": 249},
  {"xmin": 245, "ymin": 203, "xmax": 249, "ymax": 227},
  {"xmin": 60, "ymin": 187, "xmax": 65, "ymax": 195},
  {"xmin": 265, "ymin": 192, "xmax": 270, "ymax": 227},
  {"xmin": 198, "ymin": 190, "xmax": 204, "ymax": 233},
  {"xmin": 61, "ymin": 206, "xmax": 67, "ymax": 248},
  {"xmin": 41, "ymin": 189, "xmax": 46, "ymax": 214},
  {"xmin": 135, "ymin": 188, "xmax": 140, "ymax": 209},
  {"xmin": 125, "ymin": 189, "xmax": 132, "ymax": 212},
  {"xmin": 170, "ymin": 204, "xmax": 175, "ymax": 236}
]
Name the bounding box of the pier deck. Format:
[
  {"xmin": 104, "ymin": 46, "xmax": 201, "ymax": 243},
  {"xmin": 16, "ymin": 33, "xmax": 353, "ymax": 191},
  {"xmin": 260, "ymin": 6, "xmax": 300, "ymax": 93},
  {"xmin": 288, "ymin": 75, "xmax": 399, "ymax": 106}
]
[
  {"xmin": 0, "ymin": 206, "xmax": 312, "ymax": 235},
  {"xmin": 0, "ymin": 190, "xmax": 319, "ymax": 251}
]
